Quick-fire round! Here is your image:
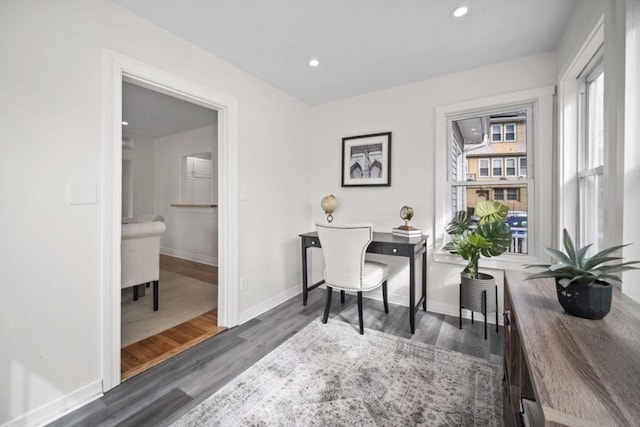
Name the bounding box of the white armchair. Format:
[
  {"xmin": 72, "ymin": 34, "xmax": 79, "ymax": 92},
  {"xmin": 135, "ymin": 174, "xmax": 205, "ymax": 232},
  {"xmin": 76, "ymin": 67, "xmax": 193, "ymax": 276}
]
[
  {"xmin": 316, "ymin": 223, "xmax": 389, "ymax": 334},
  {"xmin": 121, "ymin": 221, "xmax": 166, "ymax": 311}
]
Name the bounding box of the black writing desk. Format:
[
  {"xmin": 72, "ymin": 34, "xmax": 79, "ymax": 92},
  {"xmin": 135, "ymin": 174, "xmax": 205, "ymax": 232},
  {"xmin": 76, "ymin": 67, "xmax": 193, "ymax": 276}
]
[{"xmin": 299, "ymin": 231, "xmax": 428, "ymax": 333}]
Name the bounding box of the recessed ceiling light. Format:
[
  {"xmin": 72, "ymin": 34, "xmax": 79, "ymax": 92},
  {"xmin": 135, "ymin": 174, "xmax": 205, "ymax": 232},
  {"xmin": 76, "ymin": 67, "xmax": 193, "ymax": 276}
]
[
  {"xmin": 309, "ymin": 58, "xmax": 320, "ymax": 67},
  {"xmin": 453, "ymin": 6, "xmax": 468, "ymax": 17},
  {"xmin": 122, "ymin": 121, "xmax": 129, "ymax": 126}
]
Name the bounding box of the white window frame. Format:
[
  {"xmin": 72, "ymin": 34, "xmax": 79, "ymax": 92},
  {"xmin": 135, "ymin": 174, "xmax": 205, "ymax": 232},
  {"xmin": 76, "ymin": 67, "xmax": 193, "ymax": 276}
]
[
  {"xmin": 490, "ymin": 124, "xmax": 502, "ymax": 142},
  {"xmin": 504, "ymin": 123, "xmax": 517, "ymax": 141},
  {"xmin": 519, "ymin": 157, "xmax": 527, "ymax": 177},
  {"xmin": 506, "ymin": 187, "xmax": 520, "ymax": 201},
  {"xmin": 494, "ymin": 188, "xmax": 505, "ymax": 201},
  {"xmin": 491, "ymin": 158, "xmax": 503, "ymax": 177},
  {"xmin": 577, "ymin": 49, "xmax": 605, "ymax": 251},
  {"xmin": 478, "ymin": 158, "xmax": 490, "ymax": 177},
  {"xmin": 505, "ymin": 157, "xmax": 517, "ymax": 177},
  {"xmin": 434, "ymin": 86, "xmax": 555, "ymax": 270}
]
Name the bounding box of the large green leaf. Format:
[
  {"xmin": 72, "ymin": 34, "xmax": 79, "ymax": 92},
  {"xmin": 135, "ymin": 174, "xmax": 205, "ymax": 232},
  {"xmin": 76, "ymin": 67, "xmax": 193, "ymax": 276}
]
[
  {"xmin": 475, "ymin": 221, "xmax": 512, "ymax": 257},
  {"xmin": 446, "ymin": 210, "xmax": 471, "ymax": 235},
  {"xmin": 475, "ymin": 200, "xmax": 509, "ymax": 224},
  {"xmin": 562, "ymin": 229, "xmax": 577, "ymax": 265}
]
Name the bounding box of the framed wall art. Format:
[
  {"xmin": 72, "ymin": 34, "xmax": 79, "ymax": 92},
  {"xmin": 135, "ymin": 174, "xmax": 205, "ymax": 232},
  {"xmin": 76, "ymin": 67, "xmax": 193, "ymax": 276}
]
[{"xmin": 341, "ymin": 132, "xmax": 391, "ymax": 187}]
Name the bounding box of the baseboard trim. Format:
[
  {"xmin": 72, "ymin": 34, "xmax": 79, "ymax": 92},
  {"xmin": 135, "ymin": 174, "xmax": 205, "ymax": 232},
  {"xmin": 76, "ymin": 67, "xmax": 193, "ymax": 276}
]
[
  {"xmin": 161, "ymin": 247, "xmax": 217, "ymax": 267},
  {"xmin": 3, "ymin": 379, "xmax": 102, "ymax": 427},
  {"xmin": 239, "ymin": 286, "xmax": 300, "ymax": 324}
]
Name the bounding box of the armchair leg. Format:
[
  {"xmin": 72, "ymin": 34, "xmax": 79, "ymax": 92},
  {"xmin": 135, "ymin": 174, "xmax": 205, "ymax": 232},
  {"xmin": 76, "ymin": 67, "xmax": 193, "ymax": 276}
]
[
  {"xmin": 153, "ymin": 280, "xmax": 159, "ymax": 312},
  {"xmin": 340, "ymin": 290, "xmax": 345, "ymax": 304},
  {"xmin": 382, "ymin": 280, "xmax": 389, "ymax": 313},
  {"xmin": 322, "ymin": 286, "xmax": 333, "ymax": 323},
  {"xmin": 357, "ymin": 291, "xmax": 364, "ymax": 335},
  {"xmin": 133, "ymin": 286, "xmax": 139, "ymax": 301}
]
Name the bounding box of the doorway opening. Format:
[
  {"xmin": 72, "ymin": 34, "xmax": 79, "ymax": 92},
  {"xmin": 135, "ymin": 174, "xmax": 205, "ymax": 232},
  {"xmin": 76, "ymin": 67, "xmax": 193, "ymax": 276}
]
[
  {"xmin": 103, "ymin": 50, "xmax": 239, "ymax": 392},
  {"xmin": 119, "ymin": 81, "xmax": 225, "ymax": 380}
]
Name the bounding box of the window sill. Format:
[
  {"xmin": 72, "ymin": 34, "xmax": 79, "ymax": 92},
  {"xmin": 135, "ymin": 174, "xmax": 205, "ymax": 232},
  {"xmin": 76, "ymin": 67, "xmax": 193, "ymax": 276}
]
[
  {"xmin": 170, "ymin": 203, "xmax": 217, "ymax": 208},
  {"xmin": 432, "ymin": 250, "xmax": 540, "ymax": 273}
]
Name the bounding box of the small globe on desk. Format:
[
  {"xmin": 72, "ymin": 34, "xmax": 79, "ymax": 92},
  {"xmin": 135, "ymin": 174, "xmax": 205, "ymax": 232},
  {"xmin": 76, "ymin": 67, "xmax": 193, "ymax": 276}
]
[
  {"xmin": 321, "ymin": 194, "xmax": 337, "ymax": 223},
  {"xmin": 399, "ymin": 206, "xmax": 415, "ymax": 230}
]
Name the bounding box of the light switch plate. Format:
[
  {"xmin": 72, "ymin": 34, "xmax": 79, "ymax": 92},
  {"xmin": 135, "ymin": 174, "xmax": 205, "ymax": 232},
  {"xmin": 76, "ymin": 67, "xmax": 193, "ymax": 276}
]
[{"xmin": 68, "ymin": 183, "xmax": 97, "ymax": 205}]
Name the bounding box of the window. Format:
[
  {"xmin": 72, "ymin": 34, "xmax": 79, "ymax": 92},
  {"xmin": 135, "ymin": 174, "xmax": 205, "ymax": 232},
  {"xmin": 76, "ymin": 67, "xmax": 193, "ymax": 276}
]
[
  {"xmin": 519, "ymin": 157, "xmax": 527, "ymax": 176},
  {"xmin": 437, "ymin": 86, "xmax": 554, "ymax": 266},
  {"xmin": 479, "ymin": 159, "xmax": 489, "ymax": 177},
  {"xmin": 577, "ymin": 51, "xmax": 604, "ymax": 251},
  {"xmin": 504, "ymin": 123, "xmax": 516, "ymax": 141},
  {"xmin": 505, "ymin": 158, "xmax": 517, "ymax": 176},
  {"xmin": 491, "ymin": 124, "xmax": 502, "ymax": 142},
  {"xmin": 492, "ymin": 158, "xmax": 503, "ymax": 177},
  {"xmin": 446, "ymin": 106, "xmax": 532, "ymax": 255},
  {"xmin": 494, "ymin": 188, "xmax": 520, "ymax": 201}
]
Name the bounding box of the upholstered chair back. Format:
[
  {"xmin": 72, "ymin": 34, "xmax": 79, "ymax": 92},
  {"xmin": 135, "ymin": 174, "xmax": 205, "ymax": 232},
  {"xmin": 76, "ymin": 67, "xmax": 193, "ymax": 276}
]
[
  {"xmin": 121, "ymin": 221, "xmax": 166, "ymax": 289},
  {"xmin": 316, "ymin": 223, "xmax": 373, "ymax": 291}
]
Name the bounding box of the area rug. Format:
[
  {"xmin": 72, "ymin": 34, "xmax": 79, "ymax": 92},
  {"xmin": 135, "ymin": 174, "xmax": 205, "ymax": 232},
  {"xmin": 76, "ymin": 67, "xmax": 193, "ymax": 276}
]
[
  {"xmin": 172, "ymin": 319, "xmax": 502, "ymax": 426},
  {"xmin": 121, "ymin": 269, "xmax": 217, "ymax": 347}
]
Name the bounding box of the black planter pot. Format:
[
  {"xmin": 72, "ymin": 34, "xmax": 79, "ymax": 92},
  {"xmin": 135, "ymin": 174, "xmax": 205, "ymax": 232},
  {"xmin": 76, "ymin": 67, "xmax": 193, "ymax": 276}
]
[{"xmin": 555, "ymin": 279, "xmax": 612, "ymax": 320}]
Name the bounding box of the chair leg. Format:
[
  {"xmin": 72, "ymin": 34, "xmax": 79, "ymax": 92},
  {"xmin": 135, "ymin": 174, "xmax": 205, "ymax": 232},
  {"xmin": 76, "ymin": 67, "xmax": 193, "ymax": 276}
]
[
  {"xmin": 146, "ymin": 282, "xmax": 150, "ymax": 288},
  {"xmin": 482, "ymin": 290, "xmax": 487, "ymax": 340},
  {"xmin": 459, "ymin": 283, "xmax": 462, "ymax": 329},
  {"xmin": 357, "ymin": 291, "xmax": 364, "ymax": 334},
  {"xmin": 382, "ymin": 280, "xmax": 389, "ymax": 313},
  {"xmin": 133, "ymin": 286, "xmax": 139, "ymax": 301},
  {"xmin": 340, "ymin": 290, "xmax": 345, "ymax": 304},
  {"xmin": 322, "ymin": 286, "xmax": 333, "ymax": 323},
  {"xmin": 153, "ymin": 280, "xmax": 159, "ymax": 312},
  {"xmin": 495, "ymin": 286, "xmax": 499, "ymax": 333}
]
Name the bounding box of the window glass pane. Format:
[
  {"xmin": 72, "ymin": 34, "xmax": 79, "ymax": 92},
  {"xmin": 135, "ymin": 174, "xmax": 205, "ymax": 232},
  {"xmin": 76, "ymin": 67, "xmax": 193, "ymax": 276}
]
[
  {"xmin": 587, "ymin": 72, "xmax": 604, "ymax": 169},
  {"xmin": 504, "ymin": 123, "xmax": 516, "ymax": 141},
  {"xmin": 492, "ymin": 158, "xmax": 502, "ymax": 176},
  {"xmin": 519, "ymin": 157, "xmax": 527, "ymax": 176},
  {"xmin": 579, "ymin": 174, "xmax": 604, "ymax": 253},
  {"xmin": 479, "ymin": 159, "xmax": 489, "ymax": 177},
  {"xmin": 451, "ymin": 184, "xmax": 528, "ymax": 254},
  {"xmin": 448, "ymin": 107, "xmax": 532, "ymax": 257},
  {"xmin": 491, "ymin": 124, "xmax": 502, "ymax": 142}
]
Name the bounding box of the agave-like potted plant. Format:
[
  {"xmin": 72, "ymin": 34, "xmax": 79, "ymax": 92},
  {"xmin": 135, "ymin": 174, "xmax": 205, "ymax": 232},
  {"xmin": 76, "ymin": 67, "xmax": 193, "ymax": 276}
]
[
  {"xmin": 526, "ymin": 229, "xmax": 640, "ymax": 319},
  {"xmin": 444, "ymin": 200, "xmax": 513, "ymax": 282}
]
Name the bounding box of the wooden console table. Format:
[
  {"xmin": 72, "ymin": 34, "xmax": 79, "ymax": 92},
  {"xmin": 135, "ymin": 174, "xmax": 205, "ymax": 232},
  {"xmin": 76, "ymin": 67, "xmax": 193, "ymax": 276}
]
[
  {"xmin": 299, "ymin": 231, "xmax": 427, "ymax": 333},
  {"xmin": 503, "ymin": 270, "xmax": 640, "ymax": 426}
]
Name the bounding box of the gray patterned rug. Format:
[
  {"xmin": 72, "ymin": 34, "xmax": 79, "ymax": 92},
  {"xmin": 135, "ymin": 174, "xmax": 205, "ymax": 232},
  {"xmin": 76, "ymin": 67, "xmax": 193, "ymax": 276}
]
[{"xmin": 172, "ymin": 319, "xmax": 503, "ymax": 426}]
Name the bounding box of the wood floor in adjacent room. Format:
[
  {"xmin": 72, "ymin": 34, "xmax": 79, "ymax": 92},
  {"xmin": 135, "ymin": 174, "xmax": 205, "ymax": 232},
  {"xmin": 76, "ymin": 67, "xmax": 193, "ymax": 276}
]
[
  {"xmin": 120, "ymin": 256, "xmax": 223, "ymax": 381},
  {"xmin": 50, "ymin": 289, "xmax": 503, "ymax": 427}
]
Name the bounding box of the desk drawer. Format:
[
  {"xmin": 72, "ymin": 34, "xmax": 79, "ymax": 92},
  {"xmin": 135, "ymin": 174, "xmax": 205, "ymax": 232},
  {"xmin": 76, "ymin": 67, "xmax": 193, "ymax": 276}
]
[{"xmin": 370, "ymin": 242, "xmax": 412, "ymax": 257}]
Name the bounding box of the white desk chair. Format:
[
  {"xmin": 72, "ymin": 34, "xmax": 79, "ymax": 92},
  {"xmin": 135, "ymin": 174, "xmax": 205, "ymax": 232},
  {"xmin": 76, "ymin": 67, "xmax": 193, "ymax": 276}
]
[
  {"xmin": 316, "ymin": 223, "xmax": 389, "ymax": 334},
  {"xmin": 121, "ymin": 221, "xmax": 166, "ymax": 311}
]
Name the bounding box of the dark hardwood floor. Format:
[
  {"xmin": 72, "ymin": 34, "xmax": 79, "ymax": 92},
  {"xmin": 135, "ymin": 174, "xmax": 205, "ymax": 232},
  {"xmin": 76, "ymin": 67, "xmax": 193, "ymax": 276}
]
[{"xmin": 49, "ymin": 289, "xmax": 503, "ymax": 427}]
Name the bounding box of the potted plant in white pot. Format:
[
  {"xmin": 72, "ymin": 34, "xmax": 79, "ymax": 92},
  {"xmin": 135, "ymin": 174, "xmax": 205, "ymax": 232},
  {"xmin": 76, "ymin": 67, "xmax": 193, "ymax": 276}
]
[
  {"xmin": 444, "ymin": 200, "xmax": 512, "ymax": 336},
  {"xmin": 525, "ymin": 229, "xmax": 640, "ymax": 319}
]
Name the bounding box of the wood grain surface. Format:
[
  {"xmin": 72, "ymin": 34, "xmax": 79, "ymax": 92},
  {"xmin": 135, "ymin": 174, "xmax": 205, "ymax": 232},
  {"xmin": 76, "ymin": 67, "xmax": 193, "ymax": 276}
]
[{"xmin": 505, "ymin": 271, "xmax": 640, "ymax": 427}]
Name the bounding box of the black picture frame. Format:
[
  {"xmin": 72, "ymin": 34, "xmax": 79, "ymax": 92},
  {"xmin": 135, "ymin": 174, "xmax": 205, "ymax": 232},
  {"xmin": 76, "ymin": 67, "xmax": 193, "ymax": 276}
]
[{"xmin": 341, "ymin": 132, "xmax": 391, "ymax": 187}]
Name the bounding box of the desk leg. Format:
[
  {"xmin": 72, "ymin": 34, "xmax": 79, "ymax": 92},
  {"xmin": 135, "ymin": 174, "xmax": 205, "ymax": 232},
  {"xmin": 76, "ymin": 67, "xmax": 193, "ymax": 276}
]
[
  {"xmin": 301, "ymin": 241, "xmax": 308, "ymax": 306},
  {"xmin": 422, "ymin": 248, "xmax": 427, "ymax": 311},
  {"xmin": 409, "ymin": 255, "xmax": 416, "ymax": 334}
]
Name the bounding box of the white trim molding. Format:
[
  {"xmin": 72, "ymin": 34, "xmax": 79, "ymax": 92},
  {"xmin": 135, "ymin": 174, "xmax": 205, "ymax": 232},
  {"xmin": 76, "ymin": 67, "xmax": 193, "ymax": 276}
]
[
  {"xmin": 101, "ymin": 49, "xmax": 239, "ymax": 392},
  {"xmin": 239, "ymin": 286, "xmax": 301, "ymax": 324},
  {"xmin": 2, "ymin": 380, "xmax": 102, "ymax": 427}
]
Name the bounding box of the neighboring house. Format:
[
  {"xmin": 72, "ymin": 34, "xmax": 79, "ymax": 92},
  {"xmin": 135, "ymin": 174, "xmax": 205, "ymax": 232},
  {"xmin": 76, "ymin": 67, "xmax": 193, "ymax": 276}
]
[{"xmin": 464, "ymin": 114, "xmax": 528, "ymax": 214}]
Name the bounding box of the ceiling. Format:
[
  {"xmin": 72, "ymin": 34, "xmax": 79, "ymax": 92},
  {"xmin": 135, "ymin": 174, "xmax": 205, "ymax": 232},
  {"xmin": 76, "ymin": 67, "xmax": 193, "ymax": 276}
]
[
  {"xmin": 122, "ymin": 81, "xmax": 217, "ymax": 138},
  {"xmin": 113, "ymin": 0, "xmax": 576, "ymax": 105}
]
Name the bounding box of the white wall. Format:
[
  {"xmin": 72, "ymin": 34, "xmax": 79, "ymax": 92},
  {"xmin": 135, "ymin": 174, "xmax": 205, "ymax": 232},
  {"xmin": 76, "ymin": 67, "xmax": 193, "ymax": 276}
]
[
  {"xmin": 122, "ymin": 132, "xmax": 155, "ymax": 217},
  {"xmin": 309, "ymin": 52, "xmax": 557, "ymax": 316},
  {"xmin": 154, "ymin": 125, "xmax": 218, "ymax": 265},
  {"xmin": 0, "ymin": 0, "xmax": 310, "ymax": 425}
]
